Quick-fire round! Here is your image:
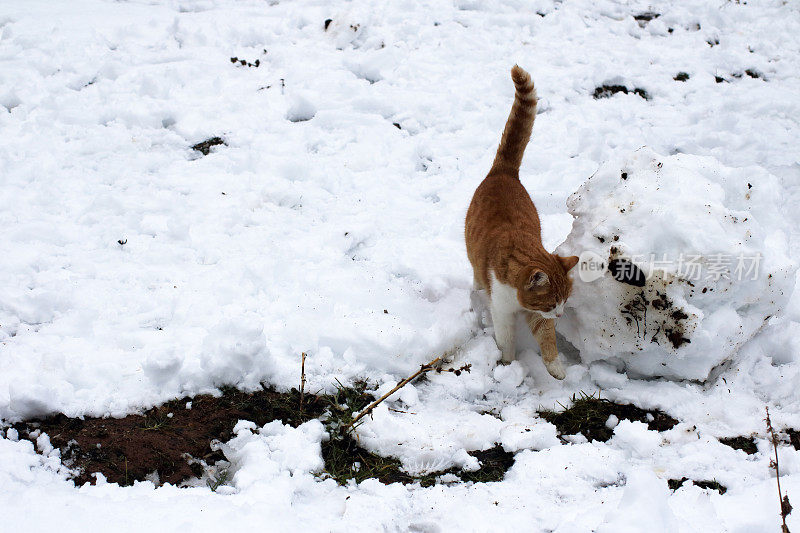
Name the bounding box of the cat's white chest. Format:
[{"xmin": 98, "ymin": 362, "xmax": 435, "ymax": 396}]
[{"xmin": 489, "ymin": 271, "xmax": 523, "ymax": 315}]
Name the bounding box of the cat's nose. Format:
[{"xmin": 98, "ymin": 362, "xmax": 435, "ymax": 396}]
[{"xmin": 555, "ymin": 312, "xmax": 562, "ymax": 318}]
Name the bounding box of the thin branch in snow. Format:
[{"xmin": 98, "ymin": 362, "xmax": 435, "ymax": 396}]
[
  {"xmin": 345, "ymin": 355, "xmax": 442, "ymax": 430},
  {"xmin": 766, "ymin": 407, "xmax": 792, "ymax": 533},
  {"xmin": 299, "ymin": 352, "xmax": 307, "ymax": 413}
]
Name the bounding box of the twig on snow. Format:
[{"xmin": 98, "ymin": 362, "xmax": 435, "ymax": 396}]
[
  {"xmin": 344, "ymin": 338, "xmax": 474, "ymax": 430},
  {"xmin": 766, "ymin": 406, "xmax": 793, "ymax": 533},
  {"xmin": 299, "ymin": 352, "xmax": 307, "ymax": 412},
  {"xmin": 345, "ymin": 355, "xmax": 443, "ymax": 429}
]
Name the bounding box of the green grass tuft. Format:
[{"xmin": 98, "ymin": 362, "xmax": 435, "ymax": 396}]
[{"xmin": 206, "ymin": 468, "xmax": 230, "ymax": 492}]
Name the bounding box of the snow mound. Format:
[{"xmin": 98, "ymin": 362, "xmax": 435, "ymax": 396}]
[{"xmin": 556, "ymin": 148, "xmax": 796, "ymax": 381}]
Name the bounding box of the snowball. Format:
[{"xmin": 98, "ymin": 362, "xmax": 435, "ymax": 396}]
[
  {"xmin": 285, "ymin": 93, "xmax": 316, "ymax": 122},
  {"xmin": 610, "ymin": 420, "xmax": 661, "ymax": 457},
  {"xmin": 373, "ymin": 380, "xmax": 401, "ymax": 402},
  {"xmin": 557, "ymin": 148, "xmax": 796, "ymax": 381},
  {"xmin": 492, "ymin": 361, "xmax": 525, "ymax": 390},
  {"xmin": 605, "ymin": 415, "xmax": 619, "ymax": 429},
  {"xmin": 562, "ymin": 433, "xmax": 588, "ymax": 444},
  {"xmin": 398, "ymin": 383, "xmax": 419, "ymax": 406},
  {"xmin": 0, "ymin": 91, "xmax": 21, "ymax": 112},
  {"xmin": 36, "ymin": 433, "xmax": 54, "ymax": 455}
]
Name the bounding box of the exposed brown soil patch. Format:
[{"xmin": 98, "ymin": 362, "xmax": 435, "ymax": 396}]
[
  {"xmin": 719, "ymin": 436, "xmax": 758, "ymax": 455},
  {"xmin": 459, "ymin": 446, "xmax": 515, "ymax": 483},
  {"xmin": 539, "ymin": 393, "xmax": 679, "ymax": 442},
  {"xmin": 593, "ymin": 85, "xmax": 650, "ymax": 100},
  {"xmin": 14, "ymin": 386, "xmax": 326, "ymax": 486},
  {"xmin": 14, "ymin": 382, "xmax": 517, "ymax": 489},
  {"xmin": 788, "ymin": 429, "xmax": 800, "ymax": 450},
  {"xmin": 669, "ymin": 477, "xmax": 727, "ymax": 494},
  {"xmin": 633, "ymin": 12, "xmax": 660, "ymax": 23},
  {"xmin": 191, "ymin": 137, "xmax": 226, "ymax": 155},
  {"xmin": 323, "ymin": 436, "xmax": 513, "ymax": 487}
]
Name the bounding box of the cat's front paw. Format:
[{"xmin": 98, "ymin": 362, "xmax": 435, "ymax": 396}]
[
  {"xmin": 499, "ymin": 347, "xmax": 516, "ymax": 365},
  {"xmin": 544, "ymin": 358, "xmax": 566, "ymax": 380}
]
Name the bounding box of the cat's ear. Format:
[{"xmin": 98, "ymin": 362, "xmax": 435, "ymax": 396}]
[
  {"xmin": 526, "ymin": 270, "xmax": 549, "ymax": 290},
  {"xmin": 557, "ymin": 255, "xmax": 579, "ymax": 272}
]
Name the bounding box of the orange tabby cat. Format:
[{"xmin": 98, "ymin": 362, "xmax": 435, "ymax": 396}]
[{"xmin": 465, "ymin": 65, "xmax": 578, "ymax": 379}]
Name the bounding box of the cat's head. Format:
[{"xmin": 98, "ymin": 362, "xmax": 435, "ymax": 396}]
[{"xmin": 516, "ymin": 254, "xmax": 579, "ymax": 318}]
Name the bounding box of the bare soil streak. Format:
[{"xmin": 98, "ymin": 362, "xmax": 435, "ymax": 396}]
[
  {"xmin": 15, "ymin": 383, "xmax": 516, "ymax": 488},
  {"xmin": 15, "ymin": 387, "xmax": 326, "ymax": 486}
]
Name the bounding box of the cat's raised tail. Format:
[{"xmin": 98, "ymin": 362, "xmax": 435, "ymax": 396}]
[{"xmin": 488, "ymin": 65, "xmax": 538, "ymax": 177}]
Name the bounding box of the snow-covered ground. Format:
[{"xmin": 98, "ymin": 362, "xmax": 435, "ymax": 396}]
[{"xmin": 1, "ymin": 0, "xmax": 799, "ymax": 530}]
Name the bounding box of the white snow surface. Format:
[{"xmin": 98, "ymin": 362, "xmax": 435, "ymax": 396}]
[
  {"xmin": 1, "ymin": 0, "xmax": 800, "ymax": 531},
  {"xmin": 556, "ymin": 147, "xmax": 796, "ymax": 380}
]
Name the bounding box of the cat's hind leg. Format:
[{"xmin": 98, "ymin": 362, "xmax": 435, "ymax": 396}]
[
  {"xmin": 470, "ymin": 273, "xmax": 490, "ymax": 327},
  {"xmin": 527, "ymin": 315, "xmax": 566, "ymax": 379}
]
